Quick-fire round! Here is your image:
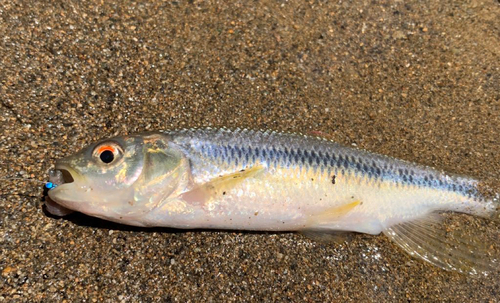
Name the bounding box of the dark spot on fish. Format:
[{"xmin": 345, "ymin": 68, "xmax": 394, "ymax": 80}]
[
  {"xmin": 272, "ymin": 146, "xmax": 278, "ymax": 159},
  {"xmin": 223, "ymin": 191, "xmax": 226, "ymax": 195},
  {"xmin": 331, "ymin": 175, "xmax": 336, "ymax": 184},
  {"xmin": 254, "ymin": 211, "xmax": 259, "ymax": 216},
  {"xmin": 311, "ymin": 178, "xmax": 314, "ymax": 181},
  {"xmin": 295, "ymin": 149, "xmax": 302, "ymax": 162},
  {"xmin": 322, "ymin": 156, "xmax": 328, "ymax": 167},
  {"xmin": 240, "ymin": 169, "xmax": 245, "ymax": 172},
  {"xmin": 230, "ymin": 146, "xmax": 235, "ymax": 158},
  {"xmin": 343, "ymin": 160, "xmax": 349, "ymax": 169}
]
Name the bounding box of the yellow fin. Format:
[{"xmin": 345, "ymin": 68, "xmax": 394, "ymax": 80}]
[
  {"xmin": 205, "ymin": 165, "xmax": 264, "ymax": 190},
  {"xmin": 306, "ymin": 200, "xmax": 361, "ymax": 228},
  {"xmin": 180, "ymin": 165, "xmax": 265, "ymax": 204}
]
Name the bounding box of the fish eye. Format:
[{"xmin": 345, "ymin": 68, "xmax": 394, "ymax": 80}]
[
  {"xmin": 93, "ymin": 142, "xmax": 122, "ymax": 165},
  {"xmin": 100, "ymin": 150, "xmax": 114, "ymax": 163}
]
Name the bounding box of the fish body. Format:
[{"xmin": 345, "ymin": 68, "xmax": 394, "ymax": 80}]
[{"xmin": 47, "ymin": 128, "xmax": 499, "ymax": 274}]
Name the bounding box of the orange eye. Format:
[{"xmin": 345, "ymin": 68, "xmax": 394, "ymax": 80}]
[
  {"xmin": 93, "ymin": 143, "xmax": 121, "ymax": 164},
  {"xmin": 97, "ymin": 145, "xmax": 115, "ymax": 154}
]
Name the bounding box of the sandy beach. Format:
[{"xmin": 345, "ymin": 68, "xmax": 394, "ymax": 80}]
[{"xmin": 1, "ymin": 0, "xmax": 499, "ymax": 301}]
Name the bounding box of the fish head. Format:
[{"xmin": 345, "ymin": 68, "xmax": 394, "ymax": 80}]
[{"xmin": 47, "ymin": 132, "xmax": 189, "ymax": 224}]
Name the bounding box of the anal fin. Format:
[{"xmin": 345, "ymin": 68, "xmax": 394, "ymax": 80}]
[
  {"xmin": 383, "ymin": 212, "xmax": 498, "ymax": 275},
  {"xmin": 299, "ymin": 200, "xmax": 361, "ymax": 243},
  {"xmin": 305, "ymin": 200, "xmax": 361, "ymax": 228}
]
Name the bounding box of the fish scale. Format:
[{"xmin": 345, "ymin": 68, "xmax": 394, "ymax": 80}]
[
  {"xmin": 166, "ymin": 128, "xmax": 479, "ymax": 198},
  {"xmin": 46, "ymin": 128, "xmax": 499, "ymax": 275}
]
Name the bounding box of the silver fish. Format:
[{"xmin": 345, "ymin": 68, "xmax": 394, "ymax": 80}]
[{"xmin": 47, "ymin": 128, "xmax": 499, "ymax": 274}]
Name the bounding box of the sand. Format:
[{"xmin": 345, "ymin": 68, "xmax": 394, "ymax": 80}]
[{"xmin": 1, "ymin": 0, "xmax": 499, "ymax": 301}]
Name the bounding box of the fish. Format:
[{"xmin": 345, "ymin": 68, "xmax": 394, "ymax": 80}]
[{"xmin": 46, "ymin": 128, "xmax": 499, "ymax": 275}]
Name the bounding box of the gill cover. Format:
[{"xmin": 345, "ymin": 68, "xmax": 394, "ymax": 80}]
[{"xmin": 131, "ymin": 134, "xmax": 189, "ymax": 217}]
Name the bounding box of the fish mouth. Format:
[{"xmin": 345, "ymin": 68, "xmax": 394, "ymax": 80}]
[
  {"xmin": 45, "ymin": 165, "xmax": 80, "ymax": 216},
  {"xmin": 51, "ymin": 164, "xmax": 78, "ymax": 185},
  {"xmin": 58, "ymin": 168, "xmax": 75, "ymax": 184}
]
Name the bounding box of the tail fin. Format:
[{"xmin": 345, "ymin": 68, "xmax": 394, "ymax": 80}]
[{"xmin": 383, "ymin": 198, "xmax": 499, "ymax": 275}]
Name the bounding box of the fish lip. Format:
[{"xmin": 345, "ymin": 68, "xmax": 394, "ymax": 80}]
[
  {"xmin": 47, "ymin": 182, "xmax": 77, "ymax": 212},
  {"xmin": 44, "ymin": 196, "xmax": 75, "ymax": 216}
]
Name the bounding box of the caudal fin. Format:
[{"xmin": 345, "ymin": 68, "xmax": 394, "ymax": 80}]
[{"xmin": 383, "ymin": 211, "xmax": 499, "ymax": 275}]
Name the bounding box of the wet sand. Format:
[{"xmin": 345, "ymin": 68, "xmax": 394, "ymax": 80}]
[{"xmin": 1, "ymin": 0, "xmax": 499, "ymax": 301}]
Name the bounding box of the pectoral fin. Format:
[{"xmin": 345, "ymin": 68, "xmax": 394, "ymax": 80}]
[{"xmin": 180, "ymin": 165, "xmax": 265, "ymax": 205}]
